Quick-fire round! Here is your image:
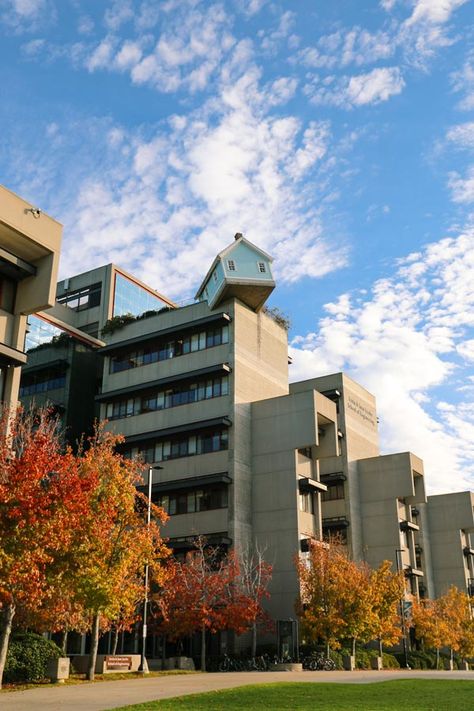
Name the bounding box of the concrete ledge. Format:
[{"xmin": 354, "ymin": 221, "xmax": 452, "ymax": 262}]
[{"xmin": 272, "ymin": 662, "xmax": 303, "ymax": 672}]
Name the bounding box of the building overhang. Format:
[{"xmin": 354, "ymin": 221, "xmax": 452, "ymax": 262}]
[
  {"xmin": 298, "ymin": 477, "xmax": 327, "ymax": 494},
  {"xmin": 168, "ymin": 534, "xmax": 232, "ymax": 552},
  {"xmin": 123, "ymin": 416, "xmax": 232, "ymax": 446},
  {"xmin": 320, "ymin": 471, "xmax": 347, "ymax": 484},
  {"xmin": 400, "ymin": 520, "xmax": 420, "ymax": 533},
  {"xmin": 149, "ymin": 472, "xmax": 232, "ymax": 494},
  {"xmin": 0, "ymin": 342, "xmax": 28, "ymax": 367}
]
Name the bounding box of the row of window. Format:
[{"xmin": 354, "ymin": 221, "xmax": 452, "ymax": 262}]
[
  {"xmin": 155, "ymin": 485, "xmax": 228, "ymax": 516},
  {"xmin": 299, "ymin": 482, "xmax": 345, "ymax": 513},
  {"xmin": 20, "ymin": 374, "xmax": 66, "ymax": 397},
  {"xmin": 57, "ymin": 282, "xmax": 102, "ymax": 311},
  {"xmin": 110, "ymin": 325, "xmax": 229, "ymax": 374},
  {"xmin": 105, "ymin": 375, "xmax": 229, "ymax": 420},
  {"xmin": 226, "ymin": 260, "xmax": 266, "ymax": 273},
  {"xmin": 126, "ymin": 428, "xmax": 229, "ymax": 463}
]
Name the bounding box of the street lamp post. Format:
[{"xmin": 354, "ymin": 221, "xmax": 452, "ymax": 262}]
[
  {"xmin": 139, "ymin": 464, "xmax": 162, "ymax": 674},
  {"xmin": 395, "ymin": 548, "xmax": 409, "ymax": 669}
]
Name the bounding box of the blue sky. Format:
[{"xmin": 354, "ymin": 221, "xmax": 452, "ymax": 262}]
[{"xmin": 1, "ymin": 0, "xmax": 474, "ymax": 494}]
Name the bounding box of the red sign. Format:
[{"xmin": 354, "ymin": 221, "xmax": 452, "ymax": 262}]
[{"xmin": 105, "ymin": 655, "xmax": 132, "ymax": 670}]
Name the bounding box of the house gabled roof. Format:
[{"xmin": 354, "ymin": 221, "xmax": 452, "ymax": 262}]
[{"xmin": 195, "ymin": 234, "xmax": 273, "ymax": 299}]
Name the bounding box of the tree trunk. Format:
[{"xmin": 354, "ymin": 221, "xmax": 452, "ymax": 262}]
[
  {"xmin": 111, "ymin": 628, "xmax": 119, "ymax": 655},
  {"xmin": 59, "ymin": 629, "xmax": 68, "ymax": 655},
  {"xmin": 87, "ymin": 613, "xmax": 101, "ymax": 681},
  {"xmin": 200, "ymin": 626, "xmax": 206, "ymax": 672},
  {"xmin": 0, "ymin": 603, "xmax": 15, "ymax": 689},
  {"xmin": 352, "ymin": 637, "xmax": 356, "ymax": 657},
  {"xmin": 436, "ymin": 647, "xmax": 440, "ymax": 670},
  {"xmin": 251, "ymin": 622, "xmax": 257, "ymax": 659},
  {"xmin": 325, "ymin": 641, "xmax": 330, "ymax": 658},
  {"xmin": 162, "ymin": 635, "xmax": 166, "ymax": 665},
  {"xmin": 378, "ymin": 638, "xmax": 383, "ymax": 657}
]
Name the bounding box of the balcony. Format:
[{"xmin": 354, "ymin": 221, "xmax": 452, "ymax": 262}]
[
  {"xmin": 298, "ymin": 477, "xmax": 327, "ymax": 494},
  {"xmin": 463, "ymin": 546, "xmax": 474, "ymax": 557},
  {"xmin": 468, "ymin": 579, "xmax": 474, "ymax": 597},
  {"xmin": 322, "ymin": 516, "xmax": 350, "ymax": 530},
  {"xmin": 320, "ymin": 471, "xmax": 347, "ymax": 484},
  {"xmin": 404, "ymin": 566, "xmax": 424, "ymax": 578},
  {"xmin": 400, "ymin": 520, "xmax": 420, "ymax": 533}
]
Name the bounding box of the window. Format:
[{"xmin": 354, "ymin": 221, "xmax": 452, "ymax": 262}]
[
  {"xmin": 213, "ymin": 271, "xmax": 218, "ymax": 283},
  {"xmin": 129, "ymin": 428, "xmax": 229, "ymax": 464},
  {"xmin": 109, "ymin": 324, "xmax": 229, "ymax": 374},
  {"xmin": 227, "ymin": 260, "xmax": 236, "ymax": 271},
  {"xmin": 20, "ymin": 373, "xmax": 66, "ymax": 396},
  {"xmin": 156, "ymin": 485, "xmax": 228, "ymax": 516},
  {"xmin": 257, "ymin": 262, "xmax": 266, "ymax": 273},
  {"xmin": 322, "ymin": 482, "xmax": 344, "ymax": 502},
  {"xmin": 105, "ymin": 375, "xmax": 229, "ymax": 420},
  {"xmin": 57, "ymin": 283, "xmax": 102, "ymax": 311},
  {"xmin": 113, "ymin": 273, "xmax": 168, "ymax": 318},
  {"xmin": 299, "ymin": 492, "xmax": 314, "ymax": 514}
]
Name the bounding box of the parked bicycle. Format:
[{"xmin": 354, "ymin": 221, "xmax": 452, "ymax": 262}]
[{"xmin": 302, "ymin": 652, "xmax": 336, "ymax": 671}]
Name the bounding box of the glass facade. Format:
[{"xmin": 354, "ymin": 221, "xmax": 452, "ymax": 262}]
[
  {"xmin": 126, "ymin": 428, "xmax": 229, "ymax": 463},
  {"xmin": 25, "ymin": 316, "xmax": 64, "ymax": 352},
  {"xmin": 20, "ymin": 371, "xmax": 66, "ymax": 397},
  {"xmin": 105, "ymin": 374, "xmax": 229, "ymax": 420},
  {"xmin": 156, "ymin": 484, "xmax": 228, "ymax": 516},
  {"xmin": 110, "ymin": 324, "xmax": 229, "ymax": 374},
  {"xmin": 113, "ymin": 273, "xmax": 168, "ymax": 318},
  {"xmin": 57, "ymin": 282, "xmax": 101, "ymax": 311}
]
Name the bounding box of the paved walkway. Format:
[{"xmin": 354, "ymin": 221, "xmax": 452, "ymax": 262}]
[{"xmin": 2, "ymin": 669, "xmax": 474, "ymax": 711}]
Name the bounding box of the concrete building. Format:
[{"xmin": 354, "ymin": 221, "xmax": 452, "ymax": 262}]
[
  {"xmin": 20, "ymin": 263, "xmax": 174, "ymax": 443},
  {"xmin": 0, "ymin": 184, "xmax": 61, "ymax": 411},
  {"xmin": 290, "ymin": 374, "xmax": 428, "ymax": 597},
  {"xmin": 18, "ymin": 228, "xmax": 474, "ymax": 636},
  {"xmin": 421, "ymin": 491, "xmax": 474, "ymax": 598}
]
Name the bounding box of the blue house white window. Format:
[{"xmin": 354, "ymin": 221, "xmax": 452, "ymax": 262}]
[
  {"xmin": 227, "ymin": 260, "xmax": 236, "ymax": 271},
  {"xmin": 258, "ymin": 262, "xmax": 266, "ymax": 273}
]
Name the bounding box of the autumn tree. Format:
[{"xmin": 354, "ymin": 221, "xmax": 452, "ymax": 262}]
[
  {"xmin": 368, "ymin": 560, "xmax": 405, "ymax": 656},
  {"xmin": 411, "ymin": 597, "xmax": 449, "ymax": 668},
  {"xmin": 72, "ymin": 424, "xmax": 169, "ymax": 681},
  {"xmin": 238, "ymin": 544, "xmax": 273, "ymax": 657},
  {"xmin": 437, "ymin": 586, "xmax": 473, "ymax": 665},
  {"xmin": 0, "ymin": 408, "xmax": 94, "ymax": 688},
  {"xmin": 295, "ymin": 540, "xmax": 350, "ymax": 655},
  {"xmin": 154, "ymin": 538, "xmax": 255, "ymax": 671}
]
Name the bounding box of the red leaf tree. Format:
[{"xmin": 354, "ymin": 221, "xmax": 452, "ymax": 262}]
[
  {"xmin": 154, "ymin": 538, "xmax": 256, "ymax": 670},
  {"xmin": 0, "ymin": 408, "xmax": 94, "ymax": 688}
]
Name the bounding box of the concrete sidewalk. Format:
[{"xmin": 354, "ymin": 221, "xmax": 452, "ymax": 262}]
[{"xmin": 2, "ymin": 669, "xmax": 473, "ymax": 711}]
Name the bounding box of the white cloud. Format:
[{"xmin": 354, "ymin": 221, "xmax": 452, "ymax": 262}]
[
  {"xmin": 405, "ymin": 0, "xmax": 469, "ymax": 27},
  {"xmin": 457, "ymin": 339, "xmax": 474, "ymax": 362},
  {"xmin": 448, "ymin": 168, "xmax": 474, "ymax": 203},
  {"xmin": 346, "ymin": 66, "xmax": 405, "ymax": 105},
  {"xmin": 446, "ymin": 122, "xmax": 474, "ymax": 149},
  {"xmin": 0, "ymin": 0, "xmax": 55, "ymax": 32},
  {"xmin": 290, "ymin": 231, "xmax": 474, "ymax": 493},
  {"xmin": 305, "ymin": 67, "xmax": 405, "ymax": 108},
  {"xmin": 451, "ymin": 53, "xmax": 474, "ymax": 110}
]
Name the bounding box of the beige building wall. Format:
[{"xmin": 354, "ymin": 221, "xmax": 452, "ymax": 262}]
[
  {"xmin": 423, "ymin": 491, "xmax": 474, "ymax": 597},
  {"xmin": 251, "ymin": 389, "xmax": 337, "ymax": 620},
  {"xmin": 290, "ymin": 373, "xmax": 379, "ymax": 559},
  {"xmin": 0, "ymin": 184, "xmax": 61, "ymax": 410},
  {"xmin": 358, "ymin": 452, "xmax": 427, "ymax": 596}
]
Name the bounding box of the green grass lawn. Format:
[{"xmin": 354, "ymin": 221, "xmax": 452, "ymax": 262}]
[{"xmin": 114, "ymin": 680, "xmax": 474, "ymax": 711}]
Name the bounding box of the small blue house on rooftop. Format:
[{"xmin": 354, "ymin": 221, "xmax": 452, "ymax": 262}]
[{"xmin": 195, "ymin": 233, "xmax": 275, "ymax": 312}]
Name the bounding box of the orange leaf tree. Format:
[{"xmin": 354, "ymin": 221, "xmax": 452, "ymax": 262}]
[
  {"xmin": 295, "ymin": 540, "xmax": 350, "ymax": 656},
  {"xmin": 72, "ymin": 424, "xmax": 169, "ymax": 680},
  {"xmin": 411, "ymin": 597, "xmax": 449, "ymax": 668},
  {"xmin": 368, "ymin": 560, "xmax": 405, "ymax": 656},
  {"xmin": 0, "ymin": 409, "xmax": 94, "ymax": 688},
  {"xmin": 154, "ymin": 537, "xmax": 255, "ymax": 671}
]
